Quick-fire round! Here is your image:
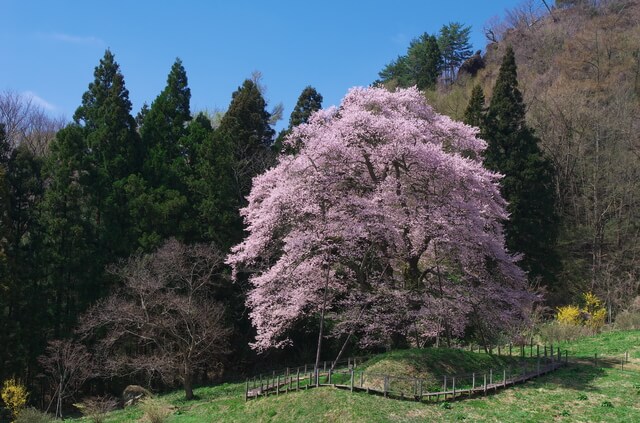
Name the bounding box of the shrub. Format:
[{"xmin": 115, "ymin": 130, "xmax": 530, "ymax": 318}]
[
  {"xmin": 556, "ymin": 305, "xmax": 582, "ymax": 326},
  {"xmin": 74, "ymin": 396, "xmax": 118, "ymax": 423},
  {"xmin": 1, "ymin": 378, "xmax": 28, "ymax": 420},
  {"xmin": 13, "ymin": 408, "xmax": 54, "ymax": 423},
  {"xmin": 140, "ymin": 398, "xmax": 172, "ymax": 423},
  {"xmin": 539, "ymin": 322, "xmax": 591, "ymax": 343},
  {"xmin": 554, "ymin": 292, "xmax": 606, "ymax": 332},
  {"xmin": 614, "ymin": 310, "xmax": 640, "ymax": 330}
]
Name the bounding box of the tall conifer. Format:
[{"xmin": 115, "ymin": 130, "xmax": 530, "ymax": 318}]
[
  {"xmin": 484, "ymin": 46, "xmax": 559, "ymax": 286},
  {"xmin": 73, "ymin": 50, "xmax": 140, "ymax": 257}
]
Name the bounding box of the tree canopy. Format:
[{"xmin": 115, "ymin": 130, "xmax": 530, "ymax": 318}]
[{"xmin": 229, "ymin": 86, "xmax": 531, "ymax": 354}]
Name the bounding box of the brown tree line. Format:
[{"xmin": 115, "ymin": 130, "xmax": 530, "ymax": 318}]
[{"xmin": 431, "ymin": 0, "xmax": 640, "ymax": 314}]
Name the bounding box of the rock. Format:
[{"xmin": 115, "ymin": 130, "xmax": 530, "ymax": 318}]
[{"xmin": 122, "ymin": 385, "xmax": 153, "ymax": 407}]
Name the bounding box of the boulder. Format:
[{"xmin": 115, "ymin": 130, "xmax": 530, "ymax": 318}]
[{"xmin": 122, "ymin": 385, "xmax": 153, "ymax": 407}]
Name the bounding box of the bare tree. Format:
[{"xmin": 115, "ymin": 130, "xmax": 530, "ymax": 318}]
[
  {"xmin": 0, "ymin": 90, "xmax": 65, "ymax": 156},
  {"xmin": 78, "ymin": 239, "xmax": 231, "ymax": 400},
  {"xmin": 38, "ymin": 340, "xmax": 95, "ymax": 419}
]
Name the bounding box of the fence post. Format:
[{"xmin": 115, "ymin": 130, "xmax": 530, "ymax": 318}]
[
  {"xmin": 245, "ymin": 379, "xmax": 249, "ymax": 401},
  {"xmin": 324, "ymin": 361, "xmax": 327, "ymax": 372},
  {"xmin": 489, "ymin": 369, "xmax": 493, "ymax": 385},
  {"xmin": 621, "ymin": 357, "xmax": 624, "ymax": 371},
  {"xmin": 443, "ymin": 375, "xmax": 447, "ymax": 395},
  {"xmin": 503, "ymin": 369, "xmax": 506, "ymax": 387},
  {"xmin": 452, "ymin": 377, "xmax": 456, "ymax": 397},
  {"xmin": 483, "ymin": 373, "xmax": 487, "ymax": 395},
  {"xmin": 418, "ymin": 379, "xmax": 423, "ymax": 399},
  {"xmin": 350, "ymin": 368, "xmax": 354, "ymax": 392},
  {"xmin": 296, "ymin": 369, "xmax": 300, "ymax": 391},
  {"xmin": 472, "ymin": 372, "xmax": 476, "ymax": 391},
  {"xmin": 384, "ymin": 375, "xmax": 389, "ymax": 398},
  {"xmin": 360, "ymin": 371, "xmax": 364, "ymax": 388},
  {"xmin": 328, "ymin": 368, "xmax": 332, "ymax": 385},
  {"xmin": 276, "ymin": 375, "xmax": 280, "ymax": 396}
]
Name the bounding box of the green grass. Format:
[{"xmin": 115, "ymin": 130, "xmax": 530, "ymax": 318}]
[
  {"xmin": 555, "ymin": 329, "xmax": 640, "ymax": 358},
  {"xmin": 65, "ymin": 330, "xmax": 640, "ymax": 422}
]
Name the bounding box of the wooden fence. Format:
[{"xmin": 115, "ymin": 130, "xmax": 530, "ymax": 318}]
[{"xmin": 245, "ymin": 347, "xmax": 568, "ymax": 401}]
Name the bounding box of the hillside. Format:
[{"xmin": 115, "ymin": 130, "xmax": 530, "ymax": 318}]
[
  {"xmin": 64, "ymin": 330, "xmax": 640, "ymax": 422},
  {"xmin": 427, "ymin": 0, "xmax": 640, "ymax": 309}
]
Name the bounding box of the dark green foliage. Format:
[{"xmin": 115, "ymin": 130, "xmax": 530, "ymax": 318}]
[
  {"xmin": 131, "ymin": 58, "xmax": 193, "ymax": 251},
  {"xmin": 289, "ymin": 86, "xmax": 323, "ymax": 129},
  {"xmin": 139, "ymin": 58, "xmax": 191, "ymax": 188},
  {"xmin": 39, "ymin": 125, "xmax": 100, "ymax": 337},
  {"xmin": 483, "ymin": 47, "xmax": 560, "ymax": 286},
  {"xmin": 438, "ymin": 22, "xmax": 473, "ymax": 85},
  {"xmin": 72, "ymin": 49, "xmax": 141, "ymax": 258},
  {"xmin": 463, "ymin": 85, "xmax": 486, "ymax": 128},
  {"xmin": 275, "ymin": 86, "xmax": 323, "ymax": 153},
  {"xmin": 378, "ymin": 33, "xmax": 442, "ymax": 90},
  {"xmin": 197, "ymin": 79, "xmax": 274, "ymax": 248}
]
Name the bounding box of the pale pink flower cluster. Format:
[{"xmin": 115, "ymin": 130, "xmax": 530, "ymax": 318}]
[{"xmin": 228, "ymin": 86, "xmax": 531, "ymax": 351}]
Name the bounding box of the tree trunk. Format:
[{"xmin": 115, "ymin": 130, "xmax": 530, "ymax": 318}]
[
  {"xmin": 330, "ymin": 303, "xmax": 368, "ymax": 372},
  {"xmin": 314, "ymin": 266, "xmax": 330, "ymax": 375},
  {"xmin": 184, "ymin": 371, "xmax": 194, "ymax": 400}
]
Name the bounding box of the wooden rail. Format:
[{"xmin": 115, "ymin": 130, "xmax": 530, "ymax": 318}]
[{"xmin": 245, "ymin": 347, "xmax": 568, "ymax": 402}]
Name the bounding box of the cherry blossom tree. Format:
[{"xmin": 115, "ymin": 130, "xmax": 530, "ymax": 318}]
[{"xmin": 228, "ymin": 86, "xmax": 532, "ymax": 364}]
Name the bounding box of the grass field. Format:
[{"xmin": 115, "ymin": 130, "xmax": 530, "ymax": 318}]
[{"xmin": 65, "ymin": 330, "xmax": 640, "ymax": 422}]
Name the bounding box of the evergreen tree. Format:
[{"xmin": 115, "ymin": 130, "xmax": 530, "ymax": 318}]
[
  {"xmin": 275, "ymin": 86, "xmax": 323, "ymax": 153},
  {"xmin": 0, "ymin": 125, "xmax": 13, "ymax": 381},
  {"xmin": 483, "ymin": 46, "xmax": 559, "ymax": 286},
  {"xmin": 73, "ymin": 49, "xmax": 140, "ymax": 258},
  {"xmin": 463, "ymin": 85, "xmax": 486, "ymax": 128},
  {"xmin": 378, "ymin": 33, "xmax": 442, "ymax": 90},
  {"xmin": 198, "ymin": 79, "xmax": 274, "ymax": 249},
  {"xmin": 131, "ymin": 59, "xmax": 192, "ymax": 250},
  {"xmin": 437, "ymin": 22, "xmax": 473, "ymax": 85},
  {"xmin": 39, "ymin": 125, "xmax": 99, "ymax": 337},
  {"xmin": 139, "ymin": 58, "xmax": 191, "ymax": 187},
  {"xmin": 289, "ymin": 86, "xmax": 323, "ymax": 129},
  {"xmin": 410, "ymin": 34, "xmax": 442, "ymax": 90}
]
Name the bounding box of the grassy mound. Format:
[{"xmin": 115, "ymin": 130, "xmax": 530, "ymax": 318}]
[{"xmin": 64, "ymin": 330, "xmax": 640, "ymax": 422}]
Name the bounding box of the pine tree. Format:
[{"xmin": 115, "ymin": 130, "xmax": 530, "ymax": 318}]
[
  {"xmin": 140, "ymin": 58, "xmax": 191, "ymax": 187},
  {"xmin": 73, "ymin": 49, "xmax": 140, "ymax": 258},
  {"xmin": 131, "ymin": 59, "xmax": 192, "ymax": 250},
  {"xmin": 411, "ymin": 34, "xmax": 442, "ymax": 90},
  {"xmin": 275, "ymin": 86, "xmax": 323, "ymax": 153},
  {"xmin": 378, "ymin": 33, "xmax": 442, "ymax": 90},
  {"xmin": 484, "ymin": 46, "xmax": 560, "ymax": 286},
  {"xmin": 463, "ymin": 85, "xmax": 486, "ymax": 128},
  {"xmin": 198, "ymin": 79, "xmax": 274, "ymax": 248},
  {"xmin": 438, "ymin": 22, "xmax": 473, "ymax": 85},
  {"xmin": 39, "ymin": 125, "xmax": 99, "ymax": 338},
  {"xmin": 289, "ymin": 86, "xmax": 323, "ymax": 129}
]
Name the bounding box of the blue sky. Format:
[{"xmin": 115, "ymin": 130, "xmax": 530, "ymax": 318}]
[{"xmin": 2, "ymin": 0, "xmax": 525, "ymax": 130}]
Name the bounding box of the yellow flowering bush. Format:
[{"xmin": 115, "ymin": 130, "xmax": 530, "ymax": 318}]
[
  {"xmin": 556, "ymin": 305, "xmax": 582, "ymax": 325},
  {"xmin": 556, "ymin": 292, "xmax": 606, "ymax": 331},
  {"xmin": 1, "ymin": 378, "xmax": 28, "ymax": 420}
]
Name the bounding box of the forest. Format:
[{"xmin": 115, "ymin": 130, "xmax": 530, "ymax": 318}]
[{"xmin": 1, "ymin": 0, "xmax": 639, "ymax": 420}]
